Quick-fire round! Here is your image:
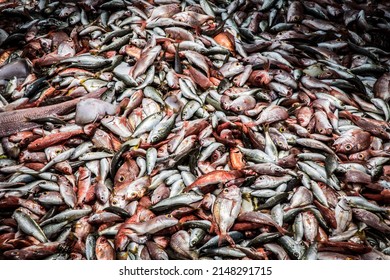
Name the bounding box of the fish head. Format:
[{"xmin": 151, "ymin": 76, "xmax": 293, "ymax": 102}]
[
  {"xmin": 348, "ymin": 151, "xmax": 369, "ymax": 161},
  {"xmin": 126, "ymin": 184, "xmax": 148, "ymax": 202},
  {"xmin": 172, "ymin": 12, "xmax": 195, "ymax": 24},
  {"xmin": 333, "ymin": 141, "xmax": 354, "ymax": 154},
  {"xmin": 220, "ymin": 95, "xmax": 231, "ymax": 110},
  {"xmin": 100, "ymin": 115, "xmax": 115, "ymax": 126},
  {"xmin": 317, "ymin": 127, "xmax": 333, "ymax": 135},
  {"xmin": 219, "ymin": 185, "xmax": 241, "ymax": 200},
  {"xmin": 114, "ymin": 159, "xmax": 139, "ymax": 187},
  {"xmin": 335, "ymin": 128, "xmax": 371, "ymax": 153},
  {"xmin": 219, "ymin": 61, "xmax": 245, "ymax": 78},
  {"xmin": 132, "ymin": 207, "xmax": 154, "ymax": 223},
  {"xmin": 249, "ymin": 70, "xmax": 272, "ymax": 86},
  {"xmin": 155, "ymin": 214, "xmax": 179, "ymax": 226},
  {"xmin": 110, "ymin": 194, "xmax": 127, "ymax": 209}
]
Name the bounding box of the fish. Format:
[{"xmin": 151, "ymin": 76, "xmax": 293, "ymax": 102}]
[
  {"xmin": 1, "ymin": 0, "xmax": 390, "ymax": 261},
  {"xmin": 0, "ymin": 88, "xmax": 107, "ymax": 138},
  {"xmin": 212, "ymin": 185, "xmax": 242, "ymax": 245}
]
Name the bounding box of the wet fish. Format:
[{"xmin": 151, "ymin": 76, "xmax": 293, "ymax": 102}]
[{"xmin": 0, "ymin": 0, "xmax": 390, "ymax": 261}]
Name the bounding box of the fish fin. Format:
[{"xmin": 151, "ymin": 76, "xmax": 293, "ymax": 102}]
[
  {"xmin": 217, "ymin": 234, "xmax": 225, "ymax": 247},
  {"xmin": 244, "ymin": 122, "xmax": 257, "ymax": 128},
  {"xmin": 224, "ymin": 233, "xmax": 236, "ymax": 247},
  {"xmin": 264, "ymin": 58, "xmax": 271, "ymax": 72},
  {"xmin": 340, "ymin": 110, "xmax": 359, "ymax": 122},
  {"xmin": 140, "ymin": 20, "xmax": 147, "ymax": 31},
  {"xmin": 183, "ymin": 185, "xmax": 192, "ymax": 193},
  {"xmin": 15, "ymin": 230, "xmax": 23, "ymax": 239},
  {"xmin": 222, "ymin": 53, "xmax": 230, "ymax": 65},
  {"xmin": 287, "ymin": 103, "xmax": 301, "ymax": 114},
  {"xmin": 194, "ymin": 26, "xmax": 202, "ymax": 37},
  {"xmin": 209, "ymin": 222, "xmax": 215, "ymax": 235},
  {"xmin": 276, "ymin": 224, "xmax": 289, "ymax": 236}
]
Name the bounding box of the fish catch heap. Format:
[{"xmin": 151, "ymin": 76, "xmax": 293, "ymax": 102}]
[{"xmin": 1, "ymin": 0, "xmax": 390, "ymax": 260}]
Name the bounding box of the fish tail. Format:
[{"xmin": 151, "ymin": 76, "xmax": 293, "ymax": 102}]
[{"xmin": 276, "ymin": 224, "xmax": 289, "ymax": 235}]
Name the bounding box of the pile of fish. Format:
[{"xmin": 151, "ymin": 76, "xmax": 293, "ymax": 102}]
[{"xmin": 1, "ymin": 0, "xmax": 390, "ymax": 260}]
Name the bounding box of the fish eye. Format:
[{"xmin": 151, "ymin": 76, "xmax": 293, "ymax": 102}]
[
  {"xmin": 223, "ymin": 188, "xmax": 229, "ymax": 193},
  {"xmin": 129, "ymin": 192, "xmax": 137, "ymax": 198},
  {"xmin": 345, "ymin": 144, "xmax": 352, "ymax": 151},
  {"xmin": 166, "ymin": 214, "xmax": 173, "ymax": 218},
  {"xmin": 358, "ymin": 154, "xmax": 364, "ymax": 160},
  {"xmin": 112, "ymin": 200, "xmax": 117, "ymax": 205},
  {"xmin": 55, "ymin": 150, "xmax": 62, "ymax": 154},
  {"xmin": 278, "ymin": 141, "xmax": 283, "ymax": 146},
  {"xmin": 279, "ymin": 127, "xmax": 285, "ymax": 132},
  {"xmin": 118, "ymin": 176, "xmax": 125, "ymax": 182}
]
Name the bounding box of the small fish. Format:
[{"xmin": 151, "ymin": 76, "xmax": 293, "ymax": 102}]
[
  {"xmin": 13, "ymin": 208, "xmax": 48, "ymax": 243},
  {"xmin": 212, "ymin": 185, "xmax": 242, "ymax": 245}
]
